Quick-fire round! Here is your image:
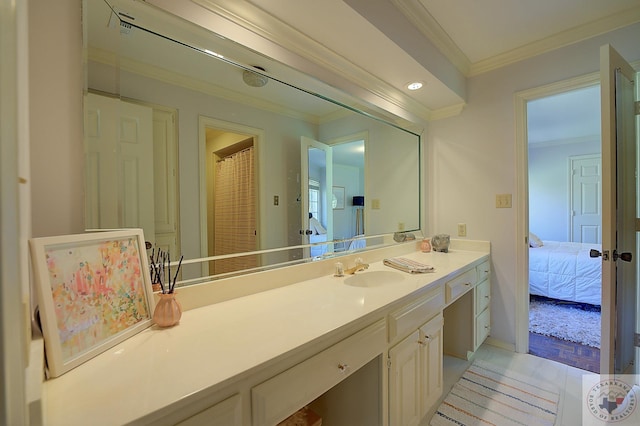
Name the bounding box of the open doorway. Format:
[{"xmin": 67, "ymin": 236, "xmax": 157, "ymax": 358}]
[
  {"xmin": 525, "ymin": 84, "xmax": 602, "ymax": 373},
  {"xmin": 199, "ymin": 116, "xmax": 261, "ymax": 277}
]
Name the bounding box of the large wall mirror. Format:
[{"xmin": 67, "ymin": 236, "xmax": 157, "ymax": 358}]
[{"xmin": 85, "ymin": 0, "xmax": 421, "ymax": 286}]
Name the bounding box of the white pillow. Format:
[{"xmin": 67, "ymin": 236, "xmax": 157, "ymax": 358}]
[{"xmin": 529, "ymin": 232, "xmax": 543, "ymax": 248}]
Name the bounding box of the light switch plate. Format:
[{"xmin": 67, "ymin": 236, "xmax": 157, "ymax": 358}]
[{"xmin": 496, "ymin": 194, "xmax": 512, "ymax": 208}]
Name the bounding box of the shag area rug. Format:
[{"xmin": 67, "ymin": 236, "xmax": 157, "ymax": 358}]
[
  {"xmin": 431, "ymin": 360, "xmax": 559, "ymax": 426},
  {"xmin": 529, "ymin": 298, "xmax": 601, "ymax": 348}
]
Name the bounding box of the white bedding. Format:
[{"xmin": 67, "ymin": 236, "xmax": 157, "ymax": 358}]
[{"xmin": 529, "ymin": 240, "xmax": 602, "ymax": 306}]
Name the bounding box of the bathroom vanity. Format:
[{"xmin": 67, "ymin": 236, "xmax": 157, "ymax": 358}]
[{"xmin": 40, "ymin": 240, "xmax": 489, "ymax": 426}]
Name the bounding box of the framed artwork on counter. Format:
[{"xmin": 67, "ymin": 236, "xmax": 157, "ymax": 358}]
[{"xmin": 30, "ymin": 229, "xmax": 154, "ymax": 377}]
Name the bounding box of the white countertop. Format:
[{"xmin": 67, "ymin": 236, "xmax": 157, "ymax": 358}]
[{"xmin": 42, "ymin": 247, "xmax": 488, "ymax": 425}]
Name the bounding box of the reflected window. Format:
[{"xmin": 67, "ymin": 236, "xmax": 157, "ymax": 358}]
[{"xmin": 309, "ymin": 179, "xmax": 320, "ymax": 220}]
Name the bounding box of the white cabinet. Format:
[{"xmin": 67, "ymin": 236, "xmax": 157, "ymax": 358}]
[
  {"xmin": 389, "ymin": 314, "xmax": 443, "ymax": 426},
  {"xmin": 420, "ymin": 315, "xmax": 444, "ymax": 411},
  {"xmin": 473, "ymin": 269, "xmax": 491, "ymax": 350},
  {"xmin": 443, "ymin": 259, "xmax": 491, "ymax": 359},
  {"xmin": 176, "ymin": 394, "xmax": 242, "ymax": 426}
]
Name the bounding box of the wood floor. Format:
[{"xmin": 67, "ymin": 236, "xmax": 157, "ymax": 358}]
[{"xmin": 528, "ymin": 331, "xmax": 600, "ymax": 373}]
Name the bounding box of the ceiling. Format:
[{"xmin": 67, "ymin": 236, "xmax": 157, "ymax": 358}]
[{"xmin": 247, "ymin": 0, "xmax": 640, "ymax": 109}]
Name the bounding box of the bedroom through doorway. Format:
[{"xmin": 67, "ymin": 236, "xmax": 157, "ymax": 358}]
[{"xmin": 526, "ymin": 84, "xmax": 602, "ymax": 373}]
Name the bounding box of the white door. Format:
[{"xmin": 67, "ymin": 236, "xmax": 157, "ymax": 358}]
[
  {"xmin": 570, "ymin": 154, "xmax": 602, "ymax": 243},
  {"xmin": 84, "ymin": 93, "xmax": 155, "ymax": 243},
  {"xmin": 599, "ymin": 44, "xmax": 638, "ymax": 376},
  {"xmin": 300, "ymin": 136, "xmax": 333, "ymax": 257}
]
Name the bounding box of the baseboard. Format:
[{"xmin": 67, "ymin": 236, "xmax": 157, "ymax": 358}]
[{"xmin": 484, "ymin": 336, "xmax": 516, "ymax": 352}]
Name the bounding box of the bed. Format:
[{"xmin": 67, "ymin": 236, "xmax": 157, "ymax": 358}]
[{"xmin": 529, "ymin": 240, "xmax": 602, "ymax": 306}]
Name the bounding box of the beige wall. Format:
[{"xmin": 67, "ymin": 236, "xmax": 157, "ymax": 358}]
[{"xmin": 29, "ymin": 0, "xmax": 84, "ymax": 238}]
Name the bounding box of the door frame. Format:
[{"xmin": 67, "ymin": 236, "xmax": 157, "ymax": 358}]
[
  {"xmin": 198, "ymin": 116, "xmax": 264, "ymax": 277},
  {"xmin": 514, "ymin": 73, "xmax": 601, "ymax": 354}
]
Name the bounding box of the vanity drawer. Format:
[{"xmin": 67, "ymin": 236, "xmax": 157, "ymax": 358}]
[
  {"xmin": 445, "ymin": 268, "xmax": 476, "ymax": 303},
  {"xmin": 476, "ymin": 259, "xmax": 491, "ymax": 283},
  {"xmin": 475, "ymin": 308, "xmax": 491, "ymax": 348},
  {"xmin": 251, "ymin": 319, "xmax": 386, "ymax": 426},
  {"xmin": 475, "ymin": 278, "xmax": 491, "ymax": 314},
  {"xmin": 388, "ymin": 286, "xmax": 444, "ymax": 343}
]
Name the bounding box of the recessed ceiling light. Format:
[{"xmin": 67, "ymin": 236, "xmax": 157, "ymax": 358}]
[{"xmin": 407, "ymin": 81, "xmax": 423, "ymax": 91}]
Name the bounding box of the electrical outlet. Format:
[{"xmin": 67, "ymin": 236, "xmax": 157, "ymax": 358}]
[
  {"xmin": 371, "ymin": 199, "xmax": 381, "ymax": 209},
  {"xmin": 496, "ymin": 193, "xmax": 512, "ymax": 208},
  {"xmin": 398, "ymin": 222, "xmax": 405, "ymax": 231},
  {"xmin": 457, "ymin": 223, "xmax": 467, "ymax": 237}
]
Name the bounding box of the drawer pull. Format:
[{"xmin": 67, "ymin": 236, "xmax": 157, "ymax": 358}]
[
  {"xmin": 338, "ymin": 363, "xmax": 350, "ymax": 373},
  {"xmin": 485, "ymin": 295, "xmax": 490, "ymax": 299},
  {"xmin": 417, "ymin": 336, "xmax": 430, "ymax": 345},
  {"xmin": 464, "ymin": 282, "xmax": 471, "ymax": 286}
]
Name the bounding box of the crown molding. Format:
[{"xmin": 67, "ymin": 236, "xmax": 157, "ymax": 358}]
[
  {"xmin": 393, "ymin": 1, "xmax": 640, "ymax": 77},
  {"xmin": 427, "ymin": 103, "xmax": 466, "ymax": 121},
  {"xmin": 190, "ymin": 0, "xmax": 439, "ymax": 123},
  {"xmin": 392, "ymin": 0, "xmax": 471, "ymax": 75},
  {"xmin": 467, "ymin": 7, "xmax": 640, "ymax": 76}
]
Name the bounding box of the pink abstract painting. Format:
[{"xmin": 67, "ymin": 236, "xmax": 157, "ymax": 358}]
[{"xmin": 44, "ymin": 236, "xmax": 150, "ymax": 359}]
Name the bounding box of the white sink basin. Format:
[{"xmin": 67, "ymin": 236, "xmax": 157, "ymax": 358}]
[{"xmin": 343, "ymin": 270, "xmax": 405, "ymax": 288}]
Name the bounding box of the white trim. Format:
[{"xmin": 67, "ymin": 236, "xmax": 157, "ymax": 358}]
[
  {"xmin": 471, "ymin": 8, "xmax": 640, "ymax": 76},
  {"xmin": 146, "ymin": 0, "xmax": 438, "ymax": 124},
  {"xmin": 0, "ymin": 0, "xmax": 28, "ymax": 422},
  {"xmin": 391, "ymin": 0, "xmax": 471, "ymax": 75},
  {"xmin": 394, "ymin": 1, "xmax": 640, "ymax": 77},
  {"xmin": 198, "ymin": 116, "xmax": 265, "ymax": 278}
]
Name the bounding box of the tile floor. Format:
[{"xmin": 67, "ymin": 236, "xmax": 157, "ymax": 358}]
[{"xmin": 425, "ymin": 342, "xmax": 596, "ymax": 425}]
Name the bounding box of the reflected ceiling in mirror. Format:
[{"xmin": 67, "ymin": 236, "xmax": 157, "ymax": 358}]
[{"xmin": 85, "ymin": 0, "xmax": 421, "ymax": 286}]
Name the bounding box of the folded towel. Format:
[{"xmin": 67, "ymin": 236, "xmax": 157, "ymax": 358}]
[{"xmin": 383, "ymin": 257, "xmax": 434, "ymax": 274}]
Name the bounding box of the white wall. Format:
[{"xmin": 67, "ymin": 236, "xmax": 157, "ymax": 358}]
[
  {"xmin": 29, "ymin": 0, "xmax": 84, "ymax": 238},
  {"xmin": 529, "ymin": 139, "xmax": 600, "ymax": 241},
  {"xmin": 427, "ymin": 23, "xmax": 640, "ymax": 347},
  {"xmin": 333, "ymin": 163, "xmax": 364, "ymax": 239},
  {"xmin": 320, "ymin": 114, "xmax": 420, "ymax": 235}
]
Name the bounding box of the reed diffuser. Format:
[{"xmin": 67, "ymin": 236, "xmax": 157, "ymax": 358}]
[{"xmin": 149, "ymin": 247, "xmax": 184, "ymax": 327}]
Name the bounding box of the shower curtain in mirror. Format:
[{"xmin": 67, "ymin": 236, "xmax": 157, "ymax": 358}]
[{"xmin": 214, "ymin": 147, "xmax": 257, "ymax": 274}]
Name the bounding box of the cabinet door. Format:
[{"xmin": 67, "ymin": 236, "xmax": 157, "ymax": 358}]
[
  {"xmin": 389, "ymin": 330, "xmax": 421, "ymax": 426},
  {"xmin": 475, "ymin": 278, "xmax": 491, "ymax": 314},
  {"xmin": 475, "ymin": 308, "xmax": 491, "ymax": 350},
  {"xmin": 419, "ymin": 315, "xmax": 443, "ymax": 414}
]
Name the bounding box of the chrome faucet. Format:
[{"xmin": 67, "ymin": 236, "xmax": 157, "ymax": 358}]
[{"xmin": 345, "ymin": 258, "xmax": 369, "ymax": 274}]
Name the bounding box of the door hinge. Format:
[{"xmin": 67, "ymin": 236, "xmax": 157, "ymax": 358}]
[
  {"xmin": 635, "ymin": 333, "xmax": 640, "ymax": 348},
  {"xmin": 387, "ymin": 357, "xmax": 392, "ymax": 369},
  {"xmin": 635, "ymin": 101, "xmax": 640, "ymax": 115},
  {"xmin": 636, "ymin": 218, "xmax": 640, "ymax": 232}
]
